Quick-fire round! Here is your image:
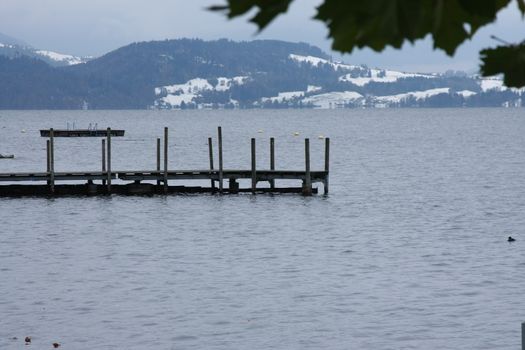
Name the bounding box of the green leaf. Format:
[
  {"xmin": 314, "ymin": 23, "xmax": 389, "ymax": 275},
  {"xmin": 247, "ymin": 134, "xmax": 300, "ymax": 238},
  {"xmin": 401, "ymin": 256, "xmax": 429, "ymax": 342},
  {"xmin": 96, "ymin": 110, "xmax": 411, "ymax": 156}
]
[
  {"xmin": 211, "ymin": 0, "xmax": 525, "ymax": 87},
  {"xmin": 480, "ymin": 44, "xmax": 525, "ymax": 87},
  {"xmin": 211, "ymin": 0, "xmax": 512, "ymax": 54},
  {"xmin": 517, "ymin": 0, "xmax": 525, "ymax": 14},
  {"xmin": 209, "ymin": 0, "xmax": 293, "ymax": 30},
  {"xmin": 315, "ymin": 0, "xmax": 511, "ymax": 55}
]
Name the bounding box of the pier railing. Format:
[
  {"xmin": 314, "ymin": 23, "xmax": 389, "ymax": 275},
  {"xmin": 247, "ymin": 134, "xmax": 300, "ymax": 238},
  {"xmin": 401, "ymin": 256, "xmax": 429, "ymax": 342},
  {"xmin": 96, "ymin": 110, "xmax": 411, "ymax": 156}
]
[{"xmin": 0, "ymin": 127, "xmax": 329, "ymax": 197}]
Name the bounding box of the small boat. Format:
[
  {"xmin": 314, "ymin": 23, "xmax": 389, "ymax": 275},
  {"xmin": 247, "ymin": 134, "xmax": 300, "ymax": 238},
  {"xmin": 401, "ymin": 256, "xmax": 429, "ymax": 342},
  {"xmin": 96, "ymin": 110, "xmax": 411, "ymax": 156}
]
[{"xmin": 0, "ymin": 154, "xmax": 14, "ymax": 159}]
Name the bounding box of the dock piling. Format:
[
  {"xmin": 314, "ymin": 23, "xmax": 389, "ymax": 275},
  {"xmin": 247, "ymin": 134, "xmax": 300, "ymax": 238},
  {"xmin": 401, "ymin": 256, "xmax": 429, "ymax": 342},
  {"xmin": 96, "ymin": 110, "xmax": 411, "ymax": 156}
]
[
  {"xmin": 46, "ymin": 140, "xmax": 51, "ymax": 186},
  {"xmin": 251, "ymin": 138, "xmax": 256, "ymax": 194},
  {"xmin": 324, "ymin": 137, "xmax": 330, "ymax": 195},
  {"xmin": 102, "ymin": 139, "xmax": 106, "ymax": 186},
  {"xmin": 208, "ymin": 137, "xmax": 215, "ymax": 192},
  {"xmin": 164, "ymin": 127, "xmax": 168, "ymax": 194},
  {"xmin": 156, "ymin": 138, "xmax": 161, "ymax": 186},
  {"xmin": 270, "ymin": 137, "xmax": 275, "ymax": 190},
  {"xmin": 218, "ymin": 126, "xmax": 224, "ymax": 194},
  {"xmin": 49, "ymin": 129, "xmax": 55, "ymax": 194},
  {"xmin": 522, "ymin": 322, "xmax": 524, "ymax": 350},
  {"xmin": 106, "ymin": 128, "xmax": 112, "ymax": 193},
  {"xmin": 303, "ymin": 138, "xmax": 312, "ymax": 196}
]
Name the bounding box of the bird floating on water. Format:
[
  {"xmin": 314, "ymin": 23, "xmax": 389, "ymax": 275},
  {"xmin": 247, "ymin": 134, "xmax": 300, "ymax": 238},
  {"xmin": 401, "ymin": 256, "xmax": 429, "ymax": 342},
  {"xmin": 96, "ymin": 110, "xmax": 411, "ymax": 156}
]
[
  {"xmin": 25, "ymin": 336, "xmax": 31, "ymax": 343},
  {"xmin": 293, "ymin": 132, "xmax": 300, "ymax": 136},
  {"xmin": 257, "ymin": 129, "xmax": 263, "ymax": 133},
  {"xmin": 318, "ymin": 135, "xmax": 325, "ymax": 139},
  {"xmin": 53, "ymin": 342, "xmax": 60, "ymax": 348},
  {"xmin": 508, "ymin": 236, "xmax": 516, "ymax": 242}
]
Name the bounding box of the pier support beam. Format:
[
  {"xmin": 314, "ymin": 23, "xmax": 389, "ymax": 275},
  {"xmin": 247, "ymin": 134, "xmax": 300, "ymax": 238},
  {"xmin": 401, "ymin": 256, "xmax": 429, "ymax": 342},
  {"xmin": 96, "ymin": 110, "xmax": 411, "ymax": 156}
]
[
  {"xmin": 102, "ymin": 139, "xmax": 106, "ymax": 186},
  {"xmin": 106, "ymin": 128, "xmax": 112, "ymax": 194},
  {"xmin": 218, "ymin": 126, "xmax": 224, "ymax": 194},
  {"xmin": 208, "ymin": 137, "xmax": 215, "ymax": 192},
  {"xmin": 86, "ymin": 180, "xmax": 97, "ymax": 195},
  {"xmin": 49, "ymin": 128, "xmax": 55, "ymax": 194},
  {"xmin": 251, "ymin": 138, "xmax": 256, "ymax": 194},
  {"xmin": 164, "ymin": 127, "xmax": 168, "ymax": 194},
  {"xmin": 324, "ymin": 137, "xmax": 330, "ymax": 195},
  {"xmin": 302, "ymin": 138, "xmax": 312, "ymax": 196},
  {"xmin": 156, "ymin": 138, "xmax": 161, "ymax": 186},
  {"xmin": 46, "ymin": 140, "xmax": 51, "ymax": 186},
  {"xmin": 270, "ymin": 137, "xmax": 275, "ymax": 190},
  {"xmin": 522, "ymin": 322, "xmax": 524, "ymax": 350},
  {"xmin": 228, "ymin": 178, "xmax": 239, "ymax": 193}
]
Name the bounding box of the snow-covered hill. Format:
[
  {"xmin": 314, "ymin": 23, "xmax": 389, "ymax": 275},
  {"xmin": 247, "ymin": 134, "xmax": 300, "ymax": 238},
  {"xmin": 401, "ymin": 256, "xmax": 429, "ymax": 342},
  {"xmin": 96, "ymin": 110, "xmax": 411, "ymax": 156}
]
[
  {"xmin": 0, "ymin": 38, "xmax": 520, "ymax": 109},
  {"xmin": 0, "ymin": 32, "xmax": 90, "ymax": 66},
  {"xmin": 35, "ymin": 50, "xmax": 87, "ymax": 66},
  {"xmin": 152, "ymin": 52, "xmax": 519, "ymax": 109}
]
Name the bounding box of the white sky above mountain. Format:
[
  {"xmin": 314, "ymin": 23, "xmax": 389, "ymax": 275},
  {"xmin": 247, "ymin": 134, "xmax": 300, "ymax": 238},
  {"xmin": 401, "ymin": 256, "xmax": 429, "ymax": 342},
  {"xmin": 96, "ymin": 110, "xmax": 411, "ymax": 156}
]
[{"xmin": 0, "ymin": 0, "xmax": 523, "ymax": 73}]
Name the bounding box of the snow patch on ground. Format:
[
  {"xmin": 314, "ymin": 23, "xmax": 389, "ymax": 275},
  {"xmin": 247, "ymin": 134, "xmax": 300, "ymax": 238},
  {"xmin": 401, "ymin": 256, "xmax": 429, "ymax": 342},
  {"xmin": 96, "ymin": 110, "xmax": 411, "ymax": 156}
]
[
  {"xmin": 262, "ymin": 91, "xmax": 305, "ymax": 103},
  {"xmin": 480, "ymin": 78, "xmax": 505, "ymax": 92},
  {"xmin": 35, "ymin": 50, "xmax": 85, "ymax": 65},
  {"xmin": 289, "ymin": 54, "xmax": 358, "ymax": 71},
  {"xmin": 307, "ymin": 85, "xmax": 322, "ymax": 93},
  {"xmin": 456, "ymin": 90, "xmax": 477, "ymax": 98},
  {"xmin": 339, "ymin": 69, "xmax": 435, "ymax": 86},
  {"xmin": 375, "ymin": 88, "xmax": 450, "ymax": 104},
  {"xmin": 155, "ymin": 76, "xmax": 248, "ymax": 108},
  {"xmin": 302, "ymin": 91, "xmax": 363, "ymax": 109},
  {"xmin": 215, "ymin": 76, "xmax": 248, "ymax": 91},
  {"xmin": 163, "ymin": 78, "xmax": 213, "ymax": 95}
]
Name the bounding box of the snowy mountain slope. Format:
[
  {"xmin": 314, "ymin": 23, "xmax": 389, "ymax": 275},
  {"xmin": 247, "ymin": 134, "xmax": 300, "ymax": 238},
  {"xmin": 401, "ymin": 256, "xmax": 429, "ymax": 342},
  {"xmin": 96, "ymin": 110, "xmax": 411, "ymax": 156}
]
[
  {"xmin": 152, "ymin": 49, "xmax": 517, "ymax": 110},
  {"xmin": 0, "ymin": 38, "xmax": 520, "ymax": 109},
  {"xmin": 0, "ymin": 32, "xmax": 90, "ymax": 66},
  {"xmin": 154, "ymin": 76, "xmax": 248, "ymax": 108},
  {"xmin": 35, "ymin": 50, "xmax": 87, "ymax": 66}
]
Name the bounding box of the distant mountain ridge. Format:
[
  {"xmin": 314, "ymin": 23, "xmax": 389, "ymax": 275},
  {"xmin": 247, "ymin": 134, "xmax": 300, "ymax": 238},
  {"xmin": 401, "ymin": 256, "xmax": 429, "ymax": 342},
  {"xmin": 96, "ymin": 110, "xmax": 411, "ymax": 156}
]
[
  {"xmin": 0, "ymin": 31, "xmax": 89, "ymax": 67},
  {"xmin": 0, "ymin": 37, "xmax": 521, "ymax": 109}
]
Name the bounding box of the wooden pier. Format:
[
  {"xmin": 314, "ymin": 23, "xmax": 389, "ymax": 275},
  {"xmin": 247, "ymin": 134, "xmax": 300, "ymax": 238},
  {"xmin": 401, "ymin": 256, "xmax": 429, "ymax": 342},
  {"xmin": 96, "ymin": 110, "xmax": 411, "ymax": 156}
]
[
  {"xmin": 0, "ymin": 127, "xmax": 330, "ymax": 197},
  {"xmin": 40, "ymin": 129, "xmax": 125, "ymax": 137}
]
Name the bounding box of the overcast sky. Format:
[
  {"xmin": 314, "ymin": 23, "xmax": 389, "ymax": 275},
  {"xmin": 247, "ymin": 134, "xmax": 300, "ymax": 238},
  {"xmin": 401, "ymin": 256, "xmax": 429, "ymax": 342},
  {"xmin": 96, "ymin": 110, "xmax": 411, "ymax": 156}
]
[{"xmin": 0, "ymin": 0, "xmax": 523, "ymax": 72}]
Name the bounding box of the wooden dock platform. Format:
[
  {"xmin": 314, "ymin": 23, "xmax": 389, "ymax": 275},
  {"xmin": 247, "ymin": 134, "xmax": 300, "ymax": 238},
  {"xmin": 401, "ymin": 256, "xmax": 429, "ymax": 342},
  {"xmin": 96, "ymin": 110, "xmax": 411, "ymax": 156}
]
[
  {"xmin": 40, "ymin": 129, "xmax": 125, "ymax": 137},
  {"xmin": 0, "ymin": 127, "xmax": 329, "ymax": 197}
]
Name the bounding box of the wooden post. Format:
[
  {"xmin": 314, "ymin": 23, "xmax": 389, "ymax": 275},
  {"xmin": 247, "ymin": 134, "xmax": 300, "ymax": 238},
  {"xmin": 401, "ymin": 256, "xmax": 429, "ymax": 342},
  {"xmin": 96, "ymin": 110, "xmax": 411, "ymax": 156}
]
[
  {"xmin": 270, "ymin": 137, "xmax": 275, "ymax": 190},
  {"xmin": 324, "ymin": 137, "xmax": 330, "ymax": 195},
  {"xmin": 49, "ymin": 128, "xmax": 55, "ymax": 194},
  {"xmin": 522, "ymin": 322, "xmax": 524, "ymax": 350},
  {"xmin": 156, "ymin": 138, "xmax": 161, "ymax": 186},
  {"xmin": 106, "ymin": 128, "xmax": 112, "ymax": 193},
  {"xmin": 218, "ymin": 126, "xmax": 223, "ymax": 194},
  {"xmin": 164, "ymin": 127, "xmax": 168, "ymax": 193},
  {"xmin": 208, "ymin": 137, "xmax": 215, "ymax": 192},
  {"xmin": 251, "ymin": 138, "xmax": 256, "ymax": 194},
  {"xmin": 303, "ymin": 138, "xmax": 312, "ymax": 196},
  {"xmin": 46, "ymin": 140, "xmax": 50, "ymax": 186},
  {"xmin": 101, "ymin": 139, "xmax": 106, "ymax": 186}
]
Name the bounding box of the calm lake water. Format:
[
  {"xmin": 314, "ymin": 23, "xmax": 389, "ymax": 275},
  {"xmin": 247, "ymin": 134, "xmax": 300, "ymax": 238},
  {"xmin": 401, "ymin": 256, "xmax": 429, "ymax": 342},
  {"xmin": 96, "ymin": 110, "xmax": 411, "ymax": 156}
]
[{"xmin": 1, "ymin": 109, "xmax": 524, "ymax": 350}]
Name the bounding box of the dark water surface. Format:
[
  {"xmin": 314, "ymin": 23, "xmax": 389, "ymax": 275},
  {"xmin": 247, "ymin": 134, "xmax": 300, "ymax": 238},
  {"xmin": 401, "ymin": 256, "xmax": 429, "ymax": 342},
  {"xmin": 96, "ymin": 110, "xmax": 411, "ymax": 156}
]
[{"xmin": 1, "ymin": 109, "xmax": 524, "ymax": 350}]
